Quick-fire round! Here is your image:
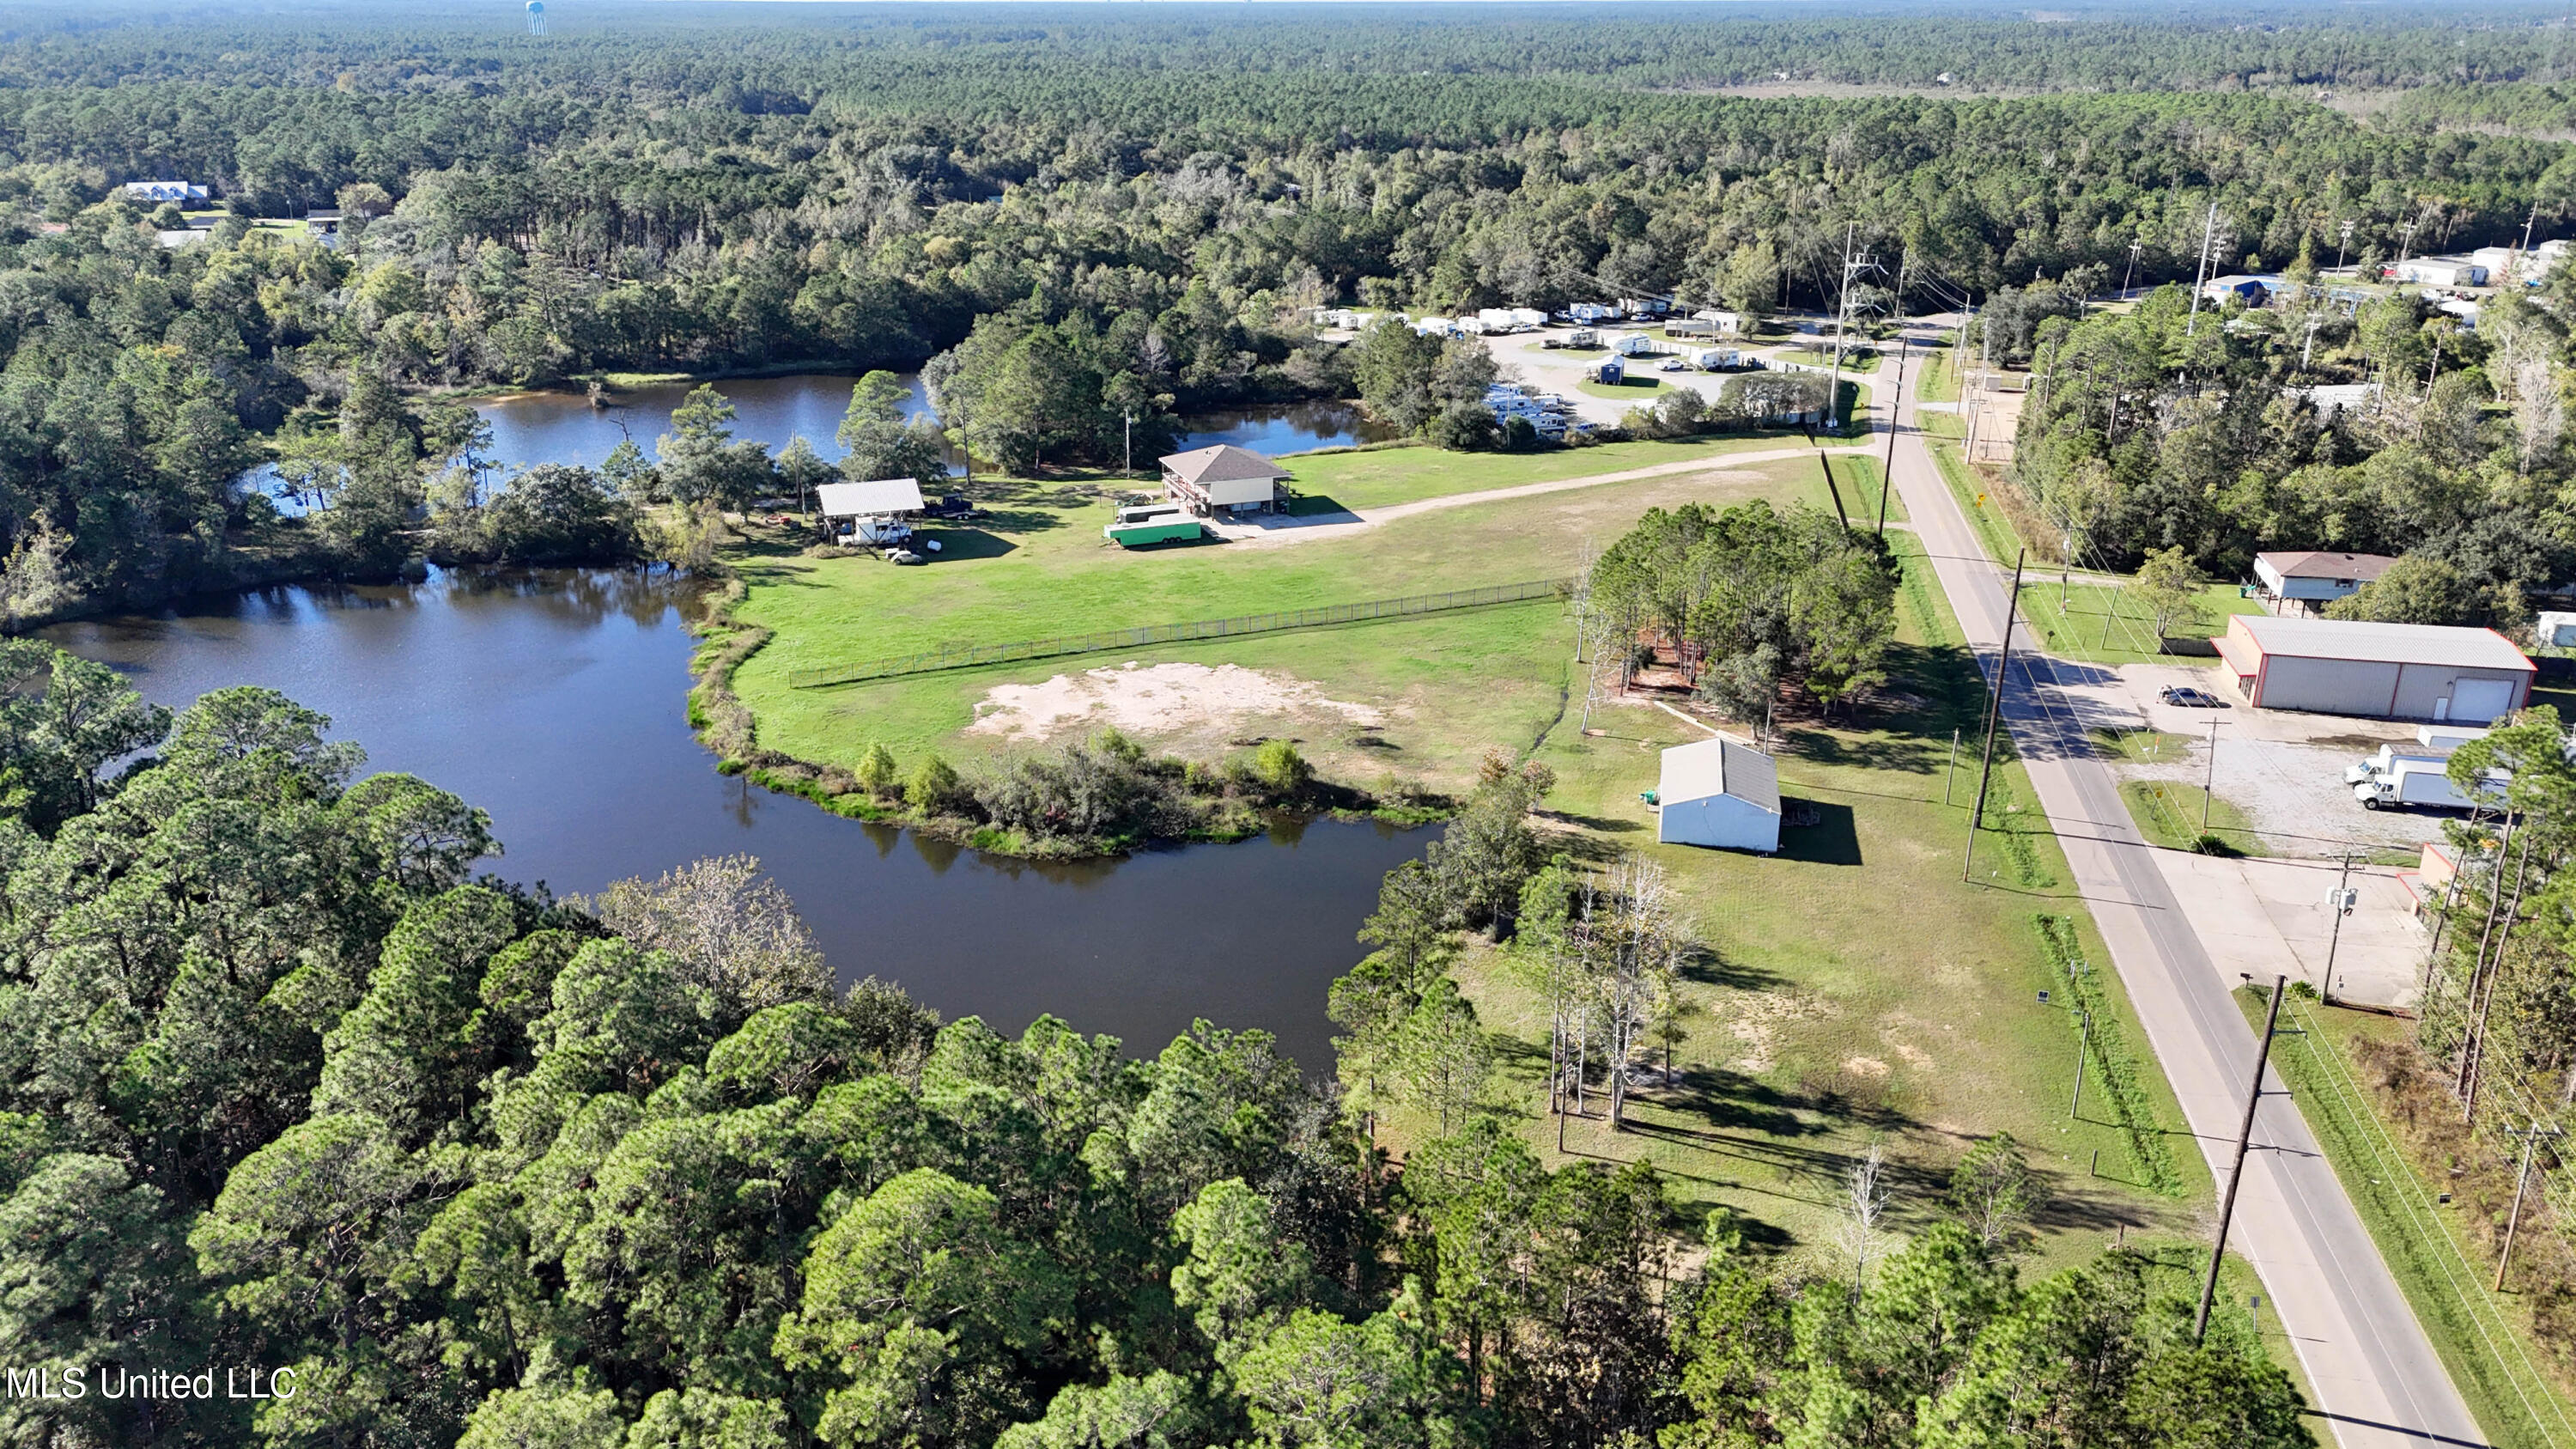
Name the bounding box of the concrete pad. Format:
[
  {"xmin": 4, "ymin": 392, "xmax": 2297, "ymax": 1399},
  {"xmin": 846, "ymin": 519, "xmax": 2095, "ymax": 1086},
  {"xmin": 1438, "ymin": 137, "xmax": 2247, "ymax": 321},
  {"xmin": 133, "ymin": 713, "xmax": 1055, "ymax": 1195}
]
[{"xmin": 2155, "ymin": 851, "xmax": 2429, "ymax": 1009}]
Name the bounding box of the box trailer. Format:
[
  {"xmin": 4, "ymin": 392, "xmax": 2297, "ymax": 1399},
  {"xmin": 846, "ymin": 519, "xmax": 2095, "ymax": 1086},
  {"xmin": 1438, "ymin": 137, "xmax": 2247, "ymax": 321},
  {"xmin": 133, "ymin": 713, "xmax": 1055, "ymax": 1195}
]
[
  {"xmin": 1692, "ymin": 347, "xmax": 1742, "ymax": 370},
  {"xmin": 2354, "ymin": 758, "xmax": 2506, "ymax": 812},
  {"xmin": 1103, "ymin": 505, "xmax": 1204, "ymax": 548}
]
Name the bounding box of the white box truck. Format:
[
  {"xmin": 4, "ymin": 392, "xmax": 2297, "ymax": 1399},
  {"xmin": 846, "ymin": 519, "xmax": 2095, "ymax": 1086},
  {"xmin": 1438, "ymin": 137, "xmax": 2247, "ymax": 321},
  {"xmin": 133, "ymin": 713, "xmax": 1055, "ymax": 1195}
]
[
  {"xmin": 2417, "ymin": 723, "xmax": 2489, "ymax": 752},
  {"xmin": 2344, "ymin": 744, "xmax": 2451, "ymax": 785},
  {"xmin": 2354, "ymin": 758, "xmax": 2506, "ymax": 812}
]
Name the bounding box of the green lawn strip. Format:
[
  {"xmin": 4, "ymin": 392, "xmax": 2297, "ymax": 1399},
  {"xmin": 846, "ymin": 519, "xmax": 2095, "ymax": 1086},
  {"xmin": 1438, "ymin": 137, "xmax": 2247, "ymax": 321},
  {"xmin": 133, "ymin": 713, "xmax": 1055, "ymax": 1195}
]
[
  {"xmin": 1279, "ymin": 431, "xmax": 1843, "ymax": 512},
  {"xmin": 2116, "ymin": 778, "xmax": 2269, "ymax": 857},
  {"xmin": 727, "ymin": 454, "xmax": 1834, "ymax": 792},
  {"xmin": 1420, "ymin": 524, "xmax": 2208, "ymax": 1268},
  {"xmin": 1916, "ymin": 350, "xmax": 1961, "ymax": 405},
  {"xmin": 2015, "ymin": 576, "xmax": 2263, "ymax": 666},
  {"xmin": 1927, "ymin": 435, "xmax": 2033, "ymax": 573},
  {"xmin": 2033, "ymin": 916, "xmax": 2184, "ymax": 1195},
  {"xmin": 2244, "ymin": 993, "xmax": 2576, "ymax": 1449},
  {"xmin": 1825, "ymin": 454, "xmax": 1905, "ymax": 527},
  {"xmin": 1577, "ymin": 376, "xmax": 1668, "ymax": 400},
  {"xmin": 2087, "ymin": 727, "xmax": 2191, "ymax": 764}
]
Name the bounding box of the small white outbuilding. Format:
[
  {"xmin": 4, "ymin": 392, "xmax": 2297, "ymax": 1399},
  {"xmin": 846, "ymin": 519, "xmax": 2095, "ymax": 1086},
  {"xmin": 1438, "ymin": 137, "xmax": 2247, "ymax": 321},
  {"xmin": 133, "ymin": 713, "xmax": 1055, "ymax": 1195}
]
[{"xmin": 1655, "ymin": 737, "xmax": 1782, "ymax": 854}]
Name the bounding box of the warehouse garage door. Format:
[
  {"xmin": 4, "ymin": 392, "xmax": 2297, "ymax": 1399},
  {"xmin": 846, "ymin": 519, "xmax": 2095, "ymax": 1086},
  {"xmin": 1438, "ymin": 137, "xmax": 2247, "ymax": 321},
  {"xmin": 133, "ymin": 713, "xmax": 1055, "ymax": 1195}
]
[{"xmin": 2447, "ymin": 678, "xmax": 2518, "ymax": 723}]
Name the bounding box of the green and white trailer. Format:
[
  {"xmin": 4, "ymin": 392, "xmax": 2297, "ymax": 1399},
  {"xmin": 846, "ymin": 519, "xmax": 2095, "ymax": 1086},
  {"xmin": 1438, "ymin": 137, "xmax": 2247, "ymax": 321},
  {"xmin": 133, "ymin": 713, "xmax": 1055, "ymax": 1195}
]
[{"xmin": 1104, "ymin": 504, "xmax": 1203, "ymax": 548}]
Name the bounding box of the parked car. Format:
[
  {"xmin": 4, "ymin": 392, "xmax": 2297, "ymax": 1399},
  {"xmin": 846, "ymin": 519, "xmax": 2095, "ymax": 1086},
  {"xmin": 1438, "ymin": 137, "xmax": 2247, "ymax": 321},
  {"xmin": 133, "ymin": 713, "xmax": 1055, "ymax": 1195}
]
[
  {"xmin": 1660, "ymin": 358, "xmax": 1692, "ymax": 372},
  {"xmin": 2160, "ymin": 685, "xmax": 2227, "ymax": 708},
  {"xmin": 887, "ymin": 549, "xmax": 926, "ymax": 565}
]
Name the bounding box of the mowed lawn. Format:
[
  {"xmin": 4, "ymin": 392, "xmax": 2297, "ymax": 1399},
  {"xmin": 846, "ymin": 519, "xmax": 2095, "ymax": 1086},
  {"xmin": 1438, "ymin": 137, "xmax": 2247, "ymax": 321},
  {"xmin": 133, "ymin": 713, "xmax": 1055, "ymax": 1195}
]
[
  {"xmin": 1414, "ymin": 531, "xmax": 2214, "ymax": 1271},
  {"xmin": 1280, "ymin": 431, "xmax": 1866, "ymax": 513},
  {"xmin": 728, "ymin": 450, "xmax": 1855, "ymax": 790}
]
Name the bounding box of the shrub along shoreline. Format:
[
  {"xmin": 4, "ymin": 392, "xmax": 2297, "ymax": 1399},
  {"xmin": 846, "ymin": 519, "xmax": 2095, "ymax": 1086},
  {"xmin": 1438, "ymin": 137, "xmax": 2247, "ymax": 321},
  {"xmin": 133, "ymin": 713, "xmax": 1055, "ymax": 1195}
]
[{"xmin": 682, "ymin": 569, "xmax": 1450, "ymax": 859}]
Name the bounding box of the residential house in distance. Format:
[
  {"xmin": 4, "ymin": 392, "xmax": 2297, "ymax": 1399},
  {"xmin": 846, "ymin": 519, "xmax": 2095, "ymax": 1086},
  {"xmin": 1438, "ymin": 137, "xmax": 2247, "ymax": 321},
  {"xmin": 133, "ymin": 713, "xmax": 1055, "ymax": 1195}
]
[
  {"xmin": 1158, "ymin": 445, "xmax": 1291, "ymax": 516},
  {"xmin": 306, "ymin": 209, "xmax": 344, "ymax": 247},
  {"xmin": 2251, "ymin": 551, "xmax": 2398, "ymax": 615},
  {"xmin": 2211, "ymin": 615, "xmax": 2535, "ymax": 722},
  {"xmin": 1653, "ymin": 736, "xmax": 1782, "ymax": 853},
  {"xmin": 122, "ymin": 180, "xmax": 209, "ymax": 204}
]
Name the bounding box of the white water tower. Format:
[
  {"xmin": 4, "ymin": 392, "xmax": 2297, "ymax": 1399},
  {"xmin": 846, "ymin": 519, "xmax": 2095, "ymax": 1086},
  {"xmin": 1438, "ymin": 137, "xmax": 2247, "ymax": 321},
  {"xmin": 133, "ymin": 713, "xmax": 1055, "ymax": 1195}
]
[{"xmin": 526, "ymin": 1, "xmax": 545, "ymax": 36}]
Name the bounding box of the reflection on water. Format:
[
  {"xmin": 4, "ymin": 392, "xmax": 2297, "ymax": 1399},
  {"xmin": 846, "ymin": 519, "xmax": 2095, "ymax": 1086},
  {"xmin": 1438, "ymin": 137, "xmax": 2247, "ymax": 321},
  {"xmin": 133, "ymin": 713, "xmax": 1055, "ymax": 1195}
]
[
  {"xmin": 476, "ymin": 374, "xmax": 1388, "ymax": 472},
  {"xmin": 41, "ymin": 568, "xmax": 1419, "ymax": 1066}
]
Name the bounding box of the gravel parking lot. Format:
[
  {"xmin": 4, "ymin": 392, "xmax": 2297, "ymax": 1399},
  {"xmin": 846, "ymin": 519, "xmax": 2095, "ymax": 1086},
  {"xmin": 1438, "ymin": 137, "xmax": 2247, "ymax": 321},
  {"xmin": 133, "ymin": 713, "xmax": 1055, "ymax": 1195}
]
[{"xmin": 2077, "ymin": 661, "xmax": 2454, "ymax": 857}]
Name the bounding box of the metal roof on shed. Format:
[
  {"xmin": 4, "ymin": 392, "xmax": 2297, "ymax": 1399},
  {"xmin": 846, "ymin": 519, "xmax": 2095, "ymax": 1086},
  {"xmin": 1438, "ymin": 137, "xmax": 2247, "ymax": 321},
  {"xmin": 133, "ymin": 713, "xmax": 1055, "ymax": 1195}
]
[
  {"xmin": 2227, "ymin": 615, "xmax": 2535, "ymax": 672},
  {"xmin": 815, "ymin": 478, "xmax": 926, "ymax": 516},
  {"xmin": 1658, "ymin": 736, "xmax": 1781, "ymax": 814}
]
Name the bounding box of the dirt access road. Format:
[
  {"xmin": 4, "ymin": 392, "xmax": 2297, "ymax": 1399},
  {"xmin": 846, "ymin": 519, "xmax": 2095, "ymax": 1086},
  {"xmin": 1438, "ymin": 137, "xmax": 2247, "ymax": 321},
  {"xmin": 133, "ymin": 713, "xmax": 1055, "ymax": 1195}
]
[{"xmin": 1881, "ymin": 326, "xmax": 2485, "ymax": 1449}]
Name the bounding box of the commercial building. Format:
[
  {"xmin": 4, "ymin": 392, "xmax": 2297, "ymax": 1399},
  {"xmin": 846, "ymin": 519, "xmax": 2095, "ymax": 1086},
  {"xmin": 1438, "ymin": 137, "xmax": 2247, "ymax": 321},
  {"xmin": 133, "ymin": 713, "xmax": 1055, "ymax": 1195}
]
[
  {"xmin": 2250, "ymin": 551, "xmax": 2399, "ymax": 615},
  {"xmin": 2211, "ymin": 615, "xmax": 2536, "ymax": 722},
  {"xmin": 2392, "ymin": 257, "xmax": 2488, "ymax": 289},
  {"xmin": 1654, "ymin": 737, "xmax": 1781, "ymax": 853},
  {"xmin": 1159, "ymin": 445, "xmax": 1291, "ymax": 516}
]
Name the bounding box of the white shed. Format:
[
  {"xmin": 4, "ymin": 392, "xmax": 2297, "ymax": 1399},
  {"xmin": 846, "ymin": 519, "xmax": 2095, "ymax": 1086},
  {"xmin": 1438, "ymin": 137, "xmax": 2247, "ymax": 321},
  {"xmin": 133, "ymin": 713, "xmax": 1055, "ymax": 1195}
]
[
  {"xmin": 816, "ymin": 478, "xmax": 927, "ymax": 545},
  {"xmin": 1655, "ymin": 737, "xmax": 1781, "ymax": 853}
]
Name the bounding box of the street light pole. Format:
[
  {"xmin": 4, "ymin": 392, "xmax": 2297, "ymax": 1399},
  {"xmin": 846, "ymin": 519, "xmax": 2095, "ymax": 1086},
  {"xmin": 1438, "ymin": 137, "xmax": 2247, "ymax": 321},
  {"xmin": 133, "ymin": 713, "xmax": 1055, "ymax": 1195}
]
[
  {"xmin": 2071, "ymin": 1008, "xmax": 2092, "ymax": 1117},
  {"xmin": 2197, "ymin": 975, "xmax": 2288, "ymax": 1342}
]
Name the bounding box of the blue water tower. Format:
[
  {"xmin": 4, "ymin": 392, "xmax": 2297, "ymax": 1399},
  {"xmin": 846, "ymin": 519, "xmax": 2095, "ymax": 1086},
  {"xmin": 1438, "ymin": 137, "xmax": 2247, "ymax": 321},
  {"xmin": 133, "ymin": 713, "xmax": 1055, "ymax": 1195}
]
[{"xmin": 526, "ymin": 0, "xmax": 545, "ymax": 36}]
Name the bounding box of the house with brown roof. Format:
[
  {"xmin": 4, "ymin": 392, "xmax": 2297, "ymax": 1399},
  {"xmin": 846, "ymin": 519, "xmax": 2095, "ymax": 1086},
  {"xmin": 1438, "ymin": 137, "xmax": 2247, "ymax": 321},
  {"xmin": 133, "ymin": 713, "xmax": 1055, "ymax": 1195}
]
[
  {"xmin": 1158, "ymin": 445, "xmax": 1291, "ymax": 516},
  {"xmin": 2251, "ymin": 551, "xmax": 2400, "ymax": 616}
]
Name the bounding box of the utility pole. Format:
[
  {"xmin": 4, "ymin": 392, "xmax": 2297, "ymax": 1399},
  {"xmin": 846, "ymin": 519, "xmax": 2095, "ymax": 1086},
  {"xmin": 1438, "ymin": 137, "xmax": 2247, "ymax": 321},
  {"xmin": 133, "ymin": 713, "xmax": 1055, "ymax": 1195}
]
[
  {"xmin": 2186, "ymin": 200, "xmax": 2220, "ymax": 338},
  {"xmin": 1123, "ymin": 412, "xmax": 1133, "ymax": 478},
  {"xmin": 1877, "ymin": 338, "xmax": 1908, "ymax": 533},
  {"xmin": 2198, "ymin": 974, "xmax": 2287, "ymax": 1343},
  {"xmin": 2336, "ymin": 219, "xmax": 2354, "ymax": 274},
  {"xmin": 1826, "ymin": 223, "xmax": 1870, "ymax": 435},
  {"xmin": 2070, "ymin": 1008, "xmax": 2092, "ymax": 1117},
  {"xmin": 2202, "ymin": 715, "xmax": 2221, "ymax": 831},
  {"xmin": 2301, "ymin": 317, "xmax": 2322, "ymax": 373},
  {"xmin": 2320, "ymin": 853, "xmax": 2356, "ymax": 1005},
  {"xmin": 2495, "ymin": 1122, "xmax": 2567, "ymax": 1291},
  {"xmin": 1963, "ymin": 550, "xmax": 2027, "ymax": 881},
  {"xmin": 1945, "ymin": 727, "xmax": 1960, "ymax": 806},
  {"xmin": 2121, "ymin": 239, "xmax": 2142, "ymax": 301}
]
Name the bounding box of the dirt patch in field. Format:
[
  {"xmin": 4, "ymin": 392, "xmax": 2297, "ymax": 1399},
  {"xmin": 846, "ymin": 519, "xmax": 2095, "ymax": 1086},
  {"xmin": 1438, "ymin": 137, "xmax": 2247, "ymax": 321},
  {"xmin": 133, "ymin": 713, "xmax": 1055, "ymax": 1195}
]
[{"xmin": 967, "ymin": 661, "xmax": 1386, "ymax": 743}]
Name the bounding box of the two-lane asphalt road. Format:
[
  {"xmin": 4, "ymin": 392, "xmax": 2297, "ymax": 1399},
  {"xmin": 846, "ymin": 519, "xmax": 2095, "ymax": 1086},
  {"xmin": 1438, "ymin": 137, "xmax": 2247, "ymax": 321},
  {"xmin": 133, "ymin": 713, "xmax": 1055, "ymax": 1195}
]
[{"xmin": 1880, "ymin": 329, "xmax": 2488, "ymax": 1449}]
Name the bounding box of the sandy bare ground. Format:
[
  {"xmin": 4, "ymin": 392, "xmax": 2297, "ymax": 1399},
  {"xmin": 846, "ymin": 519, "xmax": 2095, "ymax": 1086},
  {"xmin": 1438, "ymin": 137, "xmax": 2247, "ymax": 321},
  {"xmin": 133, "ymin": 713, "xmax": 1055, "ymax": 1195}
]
[
  {"xmin": 967, "ymin": 661, "xmax": 1384, "ymax": 742},
  {"xmin": 1210, "ymin": 443, "xmax": 1861, "ymax": 550}
]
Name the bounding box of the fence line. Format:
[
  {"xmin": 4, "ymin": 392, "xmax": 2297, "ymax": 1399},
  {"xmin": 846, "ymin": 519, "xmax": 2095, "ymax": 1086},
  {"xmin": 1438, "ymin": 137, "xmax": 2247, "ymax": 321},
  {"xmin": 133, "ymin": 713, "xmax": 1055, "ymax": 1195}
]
[{"xmin": 787, "ymin": 577, "xmax": 1571, "ymax": 689}]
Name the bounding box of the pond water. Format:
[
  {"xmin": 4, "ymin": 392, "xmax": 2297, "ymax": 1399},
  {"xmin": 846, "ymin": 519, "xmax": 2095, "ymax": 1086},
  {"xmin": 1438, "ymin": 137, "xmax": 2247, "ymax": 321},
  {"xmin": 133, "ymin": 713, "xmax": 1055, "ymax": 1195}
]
[
  {"xmin": 41, "ymin": 569, "xmax": 1422, "ymax": 1068},
  {"xmin": 471, "ymin": 373, "xmax": 1389, "ymax": 472}
]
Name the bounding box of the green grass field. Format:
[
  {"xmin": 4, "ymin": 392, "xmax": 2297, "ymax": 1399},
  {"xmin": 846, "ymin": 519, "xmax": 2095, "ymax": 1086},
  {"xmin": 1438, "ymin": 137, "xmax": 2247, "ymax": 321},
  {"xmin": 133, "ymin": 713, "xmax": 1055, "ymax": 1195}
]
[
  {"xmin": 1279, "ymin": 433, "xmax": 1855, "ymax": 513},
  {"xmin": 1578, "ymin": 375, "xmax": 1668, "ymax": 400},
  {"xmin": 2117, "ymin": 779, "xmax": 2268, "ymax": 855},
  {"xmin": 726, "ymin": 448, "xmax": 1857, "ymax": 794},
  {"xmin": 2247, "ymin": 994, "xmax": 2576, "ymax": 1449},
  {"xmin": 1409, "ymin": 528, "xmax": 2213, "ymax": 1275}
]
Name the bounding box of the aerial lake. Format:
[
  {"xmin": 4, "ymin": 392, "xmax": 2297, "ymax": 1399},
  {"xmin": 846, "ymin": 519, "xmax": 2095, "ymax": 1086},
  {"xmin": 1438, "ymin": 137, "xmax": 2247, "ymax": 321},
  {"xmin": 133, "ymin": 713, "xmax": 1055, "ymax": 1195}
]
[
  {"xmin": 44, "ymin": 568, "xmax": 1421, "ymax": 1069},
  {"xmin": 471, "ymin": 372, "xmax": 1393, "ymax": 473}
]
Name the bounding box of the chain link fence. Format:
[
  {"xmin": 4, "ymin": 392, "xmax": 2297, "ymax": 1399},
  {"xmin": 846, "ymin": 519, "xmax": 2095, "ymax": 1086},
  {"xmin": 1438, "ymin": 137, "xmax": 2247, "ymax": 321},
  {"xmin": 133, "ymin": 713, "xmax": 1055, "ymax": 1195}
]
[{"xmin": 787, "ymin": 577, "xmax": 1570, "ymax": 689}]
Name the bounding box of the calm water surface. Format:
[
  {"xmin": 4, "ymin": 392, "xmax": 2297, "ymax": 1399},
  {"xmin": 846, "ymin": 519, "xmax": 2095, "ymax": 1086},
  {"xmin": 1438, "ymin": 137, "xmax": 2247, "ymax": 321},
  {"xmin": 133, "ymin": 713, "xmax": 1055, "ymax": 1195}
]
[
  {"xmin": 472, "ymin": 373, "xmax": 1389, "ymax": 471},
  {"xmin": 43, "ymin": 569, "xmax": 1419, "ymax": 1066}
]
